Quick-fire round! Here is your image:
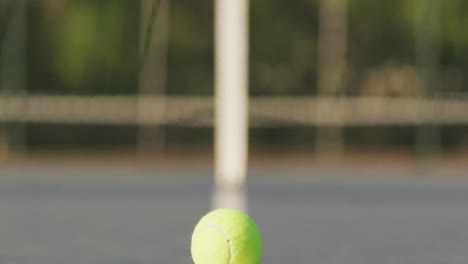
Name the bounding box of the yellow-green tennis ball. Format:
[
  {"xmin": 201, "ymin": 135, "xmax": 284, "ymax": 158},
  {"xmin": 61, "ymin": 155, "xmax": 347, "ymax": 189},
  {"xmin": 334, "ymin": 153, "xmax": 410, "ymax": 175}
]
[{"xmin": 191, "ymin": 208, "xmax": 262, "ymax": 264}]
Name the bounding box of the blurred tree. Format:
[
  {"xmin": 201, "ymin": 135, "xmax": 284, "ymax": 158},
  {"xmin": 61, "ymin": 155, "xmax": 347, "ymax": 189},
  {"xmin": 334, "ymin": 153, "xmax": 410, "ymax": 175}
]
[
  {"xmin": 431, "ymin": 0, "xmax": 468, "ymax": 65},
  {"xmin": 347, "ymin": 0, "xmax": 415, "ymax": 96},
  {"xmin": 167, "ymin": 0, "xmax": 213, "ymax": 95},
  {"xmin": 250, "ymin": 0, "xmax": 319, "ymax": 95},
  {"xmin": 27, "ymin": 0, "xmax": 139, "ymax": 94},
  {"xmin": 16, "ymin": 0, "xmax": 468, "ymax": 150}
]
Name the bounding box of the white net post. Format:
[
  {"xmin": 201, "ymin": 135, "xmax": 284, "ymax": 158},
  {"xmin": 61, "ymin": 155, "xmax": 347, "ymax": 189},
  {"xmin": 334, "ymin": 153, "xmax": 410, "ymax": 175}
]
[{"xmin": 213, "ymin": 0, "xmax": 249, "ymax": 211}]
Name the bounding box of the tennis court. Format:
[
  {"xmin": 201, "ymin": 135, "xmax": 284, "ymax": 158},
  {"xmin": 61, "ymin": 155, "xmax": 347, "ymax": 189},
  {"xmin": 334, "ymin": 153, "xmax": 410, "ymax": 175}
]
[{"xmin": 1, "ymin": 165, "xmax": 468, "ymax": 264}]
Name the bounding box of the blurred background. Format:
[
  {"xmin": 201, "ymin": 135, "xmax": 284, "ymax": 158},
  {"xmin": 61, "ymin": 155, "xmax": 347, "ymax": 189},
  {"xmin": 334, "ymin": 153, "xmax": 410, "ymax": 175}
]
[
  {"xmin": 1, "ymin": 0, "xmax": 467, "ymax": 166},
  {"xmin": 2, "ymin": 1, "xmax": 468, "ymax": 264}
]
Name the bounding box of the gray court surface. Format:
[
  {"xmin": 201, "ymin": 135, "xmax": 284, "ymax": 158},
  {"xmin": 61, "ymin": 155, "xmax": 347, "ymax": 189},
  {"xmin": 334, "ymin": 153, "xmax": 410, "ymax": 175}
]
[{"xmin": 0, "ymin": 166, "xmax": 468, "ymax": 264}]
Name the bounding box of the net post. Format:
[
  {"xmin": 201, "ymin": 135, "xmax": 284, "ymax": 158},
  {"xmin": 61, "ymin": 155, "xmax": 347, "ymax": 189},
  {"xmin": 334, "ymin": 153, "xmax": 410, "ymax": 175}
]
[{"xmin": 214, "ymin": 0, "xmax": 249, "ymax": 211}]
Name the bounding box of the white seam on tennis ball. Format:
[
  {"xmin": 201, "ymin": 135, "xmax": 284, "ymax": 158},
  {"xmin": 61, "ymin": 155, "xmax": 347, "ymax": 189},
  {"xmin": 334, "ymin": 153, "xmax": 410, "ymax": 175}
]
[{"xmin": 201, "ymin": 224, "xmax": 233, "ymax": 264}]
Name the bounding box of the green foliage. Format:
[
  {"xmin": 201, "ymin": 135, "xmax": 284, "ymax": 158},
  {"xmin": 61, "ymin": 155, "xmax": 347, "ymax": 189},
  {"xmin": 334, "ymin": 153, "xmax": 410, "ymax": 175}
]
[
  {"xmin": 16, "ymin": 0, "xmax": 468, "ymax": 149},
  {"xmin": 250, "ymin": 0, "xmax": 319, "ymax": 95},
  {"xmin": 167, "ymin": 0, "xmax": 214, "ymax": 95},
  {"xmin": 28, "ymin": 0, "xmax": 139, "ymax": 94},
  {"xmin": 348, "ymin": 0, "xmax": 414, "ymax": 67},
  {"xmin": 441, "ymin": 0, "xmax": 468, "ymax": 62},
  {"xmin": 55, "ymin": 2, "xmax": 97, "ymax": 83},
  {"xmin": 26, "ymin": 0, "xmax": 468, "ymax": 95}
]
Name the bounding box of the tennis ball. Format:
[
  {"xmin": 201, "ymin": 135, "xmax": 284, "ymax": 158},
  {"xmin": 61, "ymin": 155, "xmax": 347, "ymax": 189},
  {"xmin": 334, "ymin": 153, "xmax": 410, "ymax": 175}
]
[{"xmin": 191, "ymin": 208, "xmax": 262, "ymax": 264}]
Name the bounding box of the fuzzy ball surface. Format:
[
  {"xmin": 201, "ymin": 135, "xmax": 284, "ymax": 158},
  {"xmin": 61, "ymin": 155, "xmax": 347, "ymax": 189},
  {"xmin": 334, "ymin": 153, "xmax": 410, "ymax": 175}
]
[{"xmin": 191, "ymin": 208, "xmax": 262, "ymax": 264}]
